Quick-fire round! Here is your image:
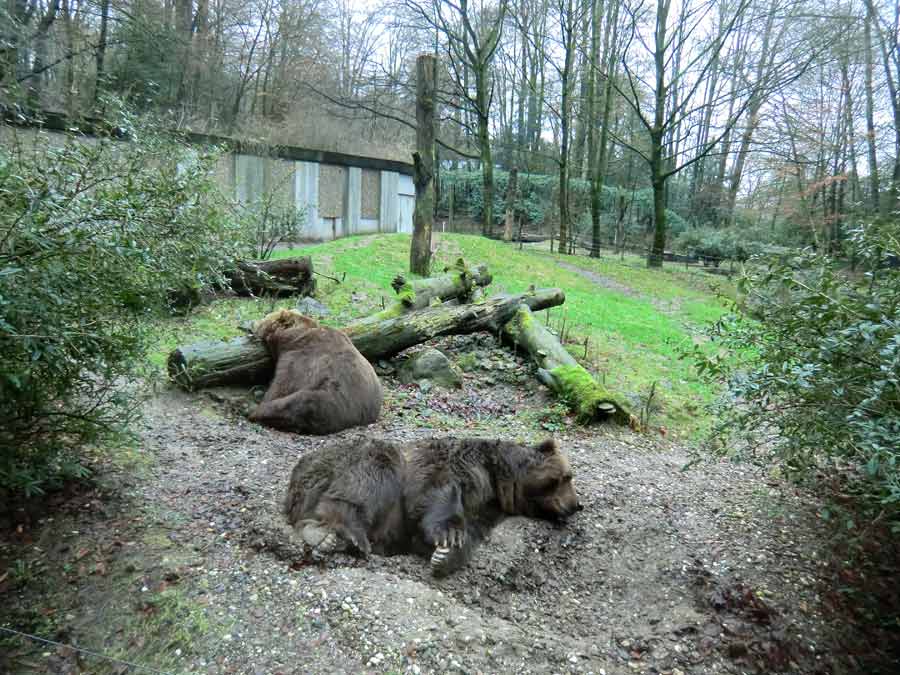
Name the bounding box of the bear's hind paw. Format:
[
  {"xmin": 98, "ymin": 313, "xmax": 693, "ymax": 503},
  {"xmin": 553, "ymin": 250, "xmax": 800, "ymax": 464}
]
[
  {"xmin": 430, "ymin": 545, "xmax": 456, "ymax": 577},
  {"xmin": 301, "ymin": 523, "xmax": 345, "ymax": 559}
]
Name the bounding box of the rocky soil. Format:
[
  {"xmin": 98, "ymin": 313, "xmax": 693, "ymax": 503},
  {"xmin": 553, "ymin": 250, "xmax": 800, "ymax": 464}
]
[{"xmin": 1, "ymin": 334, "xmax": 898, "ymax": 675}]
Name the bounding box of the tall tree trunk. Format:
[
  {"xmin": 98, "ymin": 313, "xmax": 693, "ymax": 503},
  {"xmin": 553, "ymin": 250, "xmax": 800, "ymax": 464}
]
[
  {"xmin": 27, "ymin": 0, "xmax": 61, "ymax": 107},
  {"xmin": 591, "ymin": 0, "xmax": 618, "ymax": 256},
  {"xmin": 94, "ymin": 0, "xmax": 110, "ymax": 104},
  {"xmin": 411, "ymin": 54, "xmax": 436, "ymax": 276},
  {"xmin": 504, "ymin": 166, "xmax": 519, "ymax": 241},
  {"xmin": 647, "ymin": 0, "xmax": 670, "ymax": 269},
  {"xmin": 558, "ymin": 0, "xmax": 577, "ymax": 255},
  {"xmin": 586, "ymin": 0, "xmax": 603, "ymax": 257},
  {"xmin": 649, "ymin": 141, "xmax": 667, "ymax": 268},
  {"xmin": 571, "ymin": 1, "xmax": 593, "ymax": 180},
  {"xmin": 840, "ymin": 54, "xmax": 860, "ymax": 206},
  {"xmin": 725, "ymin": 0, "xmax": 777, "ymax": 220},
  {"xmin": 477, "ymin": 74, "xmax": 494, "ymax": 236},
  {"xmin": 863, "ymin": 7, "xmax": 881, "ymax": 214},
  {"xmin": 61, "ymin": 0, "xmax": 77, "ymax": 115}
]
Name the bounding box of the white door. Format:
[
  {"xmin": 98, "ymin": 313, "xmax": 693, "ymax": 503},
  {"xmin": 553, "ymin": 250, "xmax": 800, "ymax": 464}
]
[{"xmin": 398, "ymin": 195, "xmax": 415, "ymax": 234}]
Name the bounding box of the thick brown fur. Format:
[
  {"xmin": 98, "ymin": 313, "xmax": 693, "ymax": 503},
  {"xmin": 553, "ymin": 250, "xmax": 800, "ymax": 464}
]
[
  {"xmin": 282, "ymin": 438, "xmax": 407, "ymax": 556},
  {"xmin": 282, "ymin": 436, "xmax": 581, "ymax": 575},
  {"xmin": 249, "ymin": 309, "xmax": 383, "ymax": 435}
]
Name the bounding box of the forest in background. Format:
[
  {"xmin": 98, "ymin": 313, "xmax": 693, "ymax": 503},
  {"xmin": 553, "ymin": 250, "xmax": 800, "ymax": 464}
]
[
  {"xmin": 2, "ymin": 0, "xmax": 900, "ymax": 262},
  {"xmin": 7, "ymin": 0, "xmax": 900, "ymax": 264}
]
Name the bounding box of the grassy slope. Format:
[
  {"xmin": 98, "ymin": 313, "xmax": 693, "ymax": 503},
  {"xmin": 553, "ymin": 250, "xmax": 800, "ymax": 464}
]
[{"xmin": 152, "ymin": 233, "xmax": 730, "ymax": 438}]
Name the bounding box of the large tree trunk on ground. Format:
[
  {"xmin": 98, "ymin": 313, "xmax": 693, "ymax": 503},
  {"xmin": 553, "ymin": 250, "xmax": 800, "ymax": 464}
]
[
  {"xmin": 226, "ymin": 257, "xmax": 316, "ymax": 297},
  {"xmin": 355, "ymin": 259, "xmax": 492, "ymax": 327},
  {"xmin": 168, "ymin": 288, "xmax": 564, "ymax": 389},
  {"xmin": 168, "ymin": 337, "xmax": 274, "ymax": 391},
  {"xmin": 501, "ymin": 304, "xmax": 638, "ymax": 428}
]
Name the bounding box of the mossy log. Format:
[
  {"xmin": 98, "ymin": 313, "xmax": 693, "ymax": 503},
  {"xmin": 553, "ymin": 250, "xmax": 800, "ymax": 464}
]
[
  {"xmin": 501, "ymin": 304, "xmax": 638, "ymax": 428},
  {"xmin": 167, "ymin": 336, "xmax": 274, "ymax": 391},
  {"xmin": 226, "ymin": 257, "xmax": 316, "ymax": 297},
  {"xmin": 353, "ymin": 259, "xmax": 492, "ymax": 327},
  {"xmin": 168, "ymin": 288, "xmax": 565, "ymax": 390},
  {"xmin": 345, "ymin": 287, "xmax": 564, "ymax": 360}
]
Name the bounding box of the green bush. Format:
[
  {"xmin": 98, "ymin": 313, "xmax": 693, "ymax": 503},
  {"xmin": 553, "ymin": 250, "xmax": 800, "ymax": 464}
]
[
  {"xmin": 687, "ymin": 219, "xmax": 900, "ymax": 521},
  {"xmin": 0, "ymin": 113, "xmax": 241, "ymax": 496},
  {"xmin": 235, "ymin": 194, "xmax": 306, "ymax": 260}
]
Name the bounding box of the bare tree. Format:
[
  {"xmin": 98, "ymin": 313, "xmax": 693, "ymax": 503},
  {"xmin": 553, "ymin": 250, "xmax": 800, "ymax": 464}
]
[{"xmin": 613, "ymin": 0, "xmax": 811, "ymax": 267}]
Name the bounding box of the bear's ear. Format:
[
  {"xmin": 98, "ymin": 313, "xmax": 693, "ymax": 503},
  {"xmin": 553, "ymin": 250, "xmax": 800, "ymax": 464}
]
[{"xmin": 534, "ymin": 438, "xmax": 559, "ymax": 455}]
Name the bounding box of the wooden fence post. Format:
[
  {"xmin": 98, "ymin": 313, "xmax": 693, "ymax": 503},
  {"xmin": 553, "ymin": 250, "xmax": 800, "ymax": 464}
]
[{"xmin": 410, "ymin": 53, "xmax": 436, "ymax": 276}]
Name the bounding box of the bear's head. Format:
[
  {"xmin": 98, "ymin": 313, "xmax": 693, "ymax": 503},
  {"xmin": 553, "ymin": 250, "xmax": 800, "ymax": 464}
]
[
  {"xmin": 254, "ymin": 309, "xmax": 319, "ymax": 344},
  {"xmin": 499, "ymin": 439, "xmax": 581, "ymax": 520}
]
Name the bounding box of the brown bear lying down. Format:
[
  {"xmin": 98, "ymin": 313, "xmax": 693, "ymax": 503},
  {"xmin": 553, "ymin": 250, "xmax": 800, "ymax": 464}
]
[
  {"xmin": 248, "ymin": 309, "xmax": 383, "ymax": 435},
  {"xmin": 283, "ymin": 436, "xmax": 581, "ymax": 576}
]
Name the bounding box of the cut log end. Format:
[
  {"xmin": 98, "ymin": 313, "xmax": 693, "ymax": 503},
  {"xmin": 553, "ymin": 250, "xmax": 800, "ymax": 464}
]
[
  {"xmin": 501, "ymin": 304, "xmax": 636, "ymax": 429},
  {"xmin": 549, "ymin": 364, "xmax": 639, "ymax": 429}
]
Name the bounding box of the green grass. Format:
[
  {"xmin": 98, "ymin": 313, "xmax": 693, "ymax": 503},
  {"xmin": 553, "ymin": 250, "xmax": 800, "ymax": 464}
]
[{"xmin": 152, "ymin": 233, "xmax": 730, "ymax": 438}]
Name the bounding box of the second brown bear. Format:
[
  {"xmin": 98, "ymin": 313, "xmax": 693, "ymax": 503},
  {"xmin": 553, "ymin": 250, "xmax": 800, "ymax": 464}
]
[{"xmin": 249, "ymin": 309, "xmax": 383, "ymax": 435}]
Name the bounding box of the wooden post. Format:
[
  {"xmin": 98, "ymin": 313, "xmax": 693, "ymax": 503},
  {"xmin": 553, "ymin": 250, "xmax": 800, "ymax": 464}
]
[
  {"xmin": 410, "ymin": 54, "xmax": 436, "ymax": 276},
  {"xmin": 448, "ymin": 181, "xmax": 454, "ymax": 231}
]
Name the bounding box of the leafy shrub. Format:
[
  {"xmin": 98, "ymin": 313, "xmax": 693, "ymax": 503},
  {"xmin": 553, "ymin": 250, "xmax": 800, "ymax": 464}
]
[
  {"xmin": 0, "ymin": 113, "xmax": 240, "ymax": 496},
  {"xmin": 235, "ymin": 194, "xmax": 306, "ymax": 260},
  {"xmin": 687, "ymin": 220, "xmax": 900, "ymax": 520}
]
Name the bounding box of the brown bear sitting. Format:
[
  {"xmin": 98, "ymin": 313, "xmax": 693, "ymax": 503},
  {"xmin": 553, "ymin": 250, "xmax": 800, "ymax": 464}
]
[
  {"xmin": 249, "ymin": 309, "xmax": 383, "ymax": 435},
  {"xmin": 282, "ymin": 436, "xmax": 581, "ymax": 576}
]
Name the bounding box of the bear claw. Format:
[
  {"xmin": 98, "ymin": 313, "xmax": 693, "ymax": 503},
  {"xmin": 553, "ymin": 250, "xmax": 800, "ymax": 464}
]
[{"xmin": 430, "ymin": 546, "xmax": 453, "ymax": 575}]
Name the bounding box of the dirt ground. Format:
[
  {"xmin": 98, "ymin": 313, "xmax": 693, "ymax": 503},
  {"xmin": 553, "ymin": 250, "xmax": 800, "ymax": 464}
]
[{"xmin": 2, "ymin": 334, "xmax": 899, "ymax": 675}]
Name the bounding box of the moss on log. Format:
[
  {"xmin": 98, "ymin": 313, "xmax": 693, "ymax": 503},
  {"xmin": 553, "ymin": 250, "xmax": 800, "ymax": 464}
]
[
  {"xmin": 345, "ymin": 287, "xmax": 564, "ymax": 360},
  {"xmin": 501, "ymin": 304, "xmax": 638, "ymax": 428},
  {"xmin": 168, "ymin": 287, "xmax": 564, "ymax": 390},
  {"xmin": 353, "ymin": 258, "xmax": 492, "ymax": 326}
]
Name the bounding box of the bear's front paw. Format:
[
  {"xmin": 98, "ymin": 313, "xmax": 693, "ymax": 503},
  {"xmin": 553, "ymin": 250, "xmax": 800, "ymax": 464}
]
[{"xmin": 432, "ymin": 524, "xmax": 466, "ymax": 550}]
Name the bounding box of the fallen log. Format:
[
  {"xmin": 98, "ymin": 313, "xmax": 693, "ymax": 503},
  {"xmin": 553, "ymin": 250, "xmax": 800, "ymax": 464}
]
[
  {"xmin": 167, "ymin": 336, "xmax": 274, "ymax": 391},
  {"xmin": 345, "ymin": 287, "xmax": 564, "ymax": 360},
  {"xmin": 226, "ymin": 257, "xmax": 316, "ymax": 297},
  {"xmin": 355, "ymin": 258, "xmax": 492, "ymax": 327},
  {"xmin": 167, "ymin": 288, "xmax": 565, "ymax": 390},
  {"xmin": 501, "ymin": 304, "xmax": 638, "ymax": 428}
]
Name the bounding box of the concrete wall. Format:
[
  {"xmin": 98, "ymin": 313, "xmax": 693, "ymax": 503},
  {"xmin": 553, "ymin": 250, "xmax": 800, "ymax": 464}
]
[
  {"xmin": 2, "ymin": 122, "xmax": 415, "ymax": 242},
  {"xmin": 361, "ymin": 169, "xmax": 380, "ymax": 219}
]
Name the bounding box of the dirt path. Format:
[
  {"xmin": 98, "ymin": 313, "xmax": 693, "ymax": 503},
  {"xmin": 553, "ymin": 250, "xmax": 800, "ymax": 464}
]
[
  {"xmin": 555, "ymin": 260, "xmax": 686, "ymax": 314},
  {"xmin": 1, "ymin": 335, "xmax": 898, "ymax": 674}
]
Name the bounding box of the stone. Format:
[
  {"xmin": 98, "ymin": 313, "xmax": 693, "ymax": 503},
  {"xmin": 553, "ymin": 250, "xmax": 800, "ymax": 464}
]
[
  {"xmin": 296, "ymin": 296, "xmax": 330, "ymax": 317},
  {"xmin": 398, "ymin": 349, "xmax": 463, "ymax": 389}
]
